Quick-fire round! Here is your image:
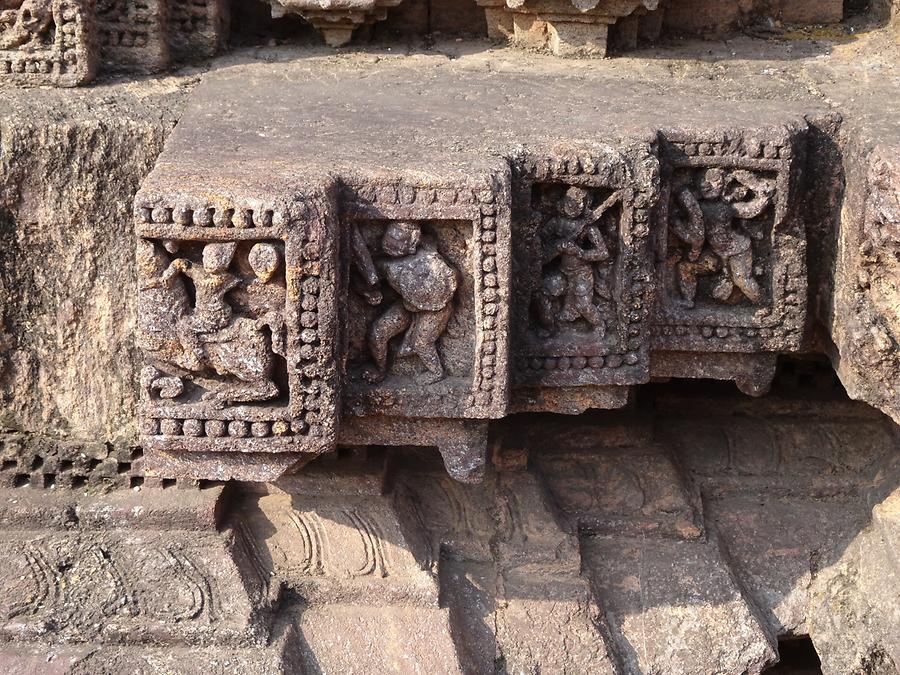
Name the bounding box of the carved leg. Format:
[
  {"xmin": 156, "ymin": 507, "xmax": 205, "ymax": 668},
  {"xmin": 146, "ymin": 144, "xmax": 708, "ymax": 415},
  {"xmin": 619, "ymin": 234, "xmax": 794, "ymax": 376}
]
[
  {"xmin": 364, "ymin": 302, "xmax": 410, "ymax": 383},
  {"xmin": 677, "ymin": 262, "xmax": 699, "ymax": 308},
  {"xmin": 410, "ymin": 304, "xmax": 453, "ymax": 384},
  {"xmin": 575, "ymin": 291, "xmax": 604, "ymax": 326},
  {"xmin": 728, "ymin": 251, "xmax": 764, "ymax": 304}
]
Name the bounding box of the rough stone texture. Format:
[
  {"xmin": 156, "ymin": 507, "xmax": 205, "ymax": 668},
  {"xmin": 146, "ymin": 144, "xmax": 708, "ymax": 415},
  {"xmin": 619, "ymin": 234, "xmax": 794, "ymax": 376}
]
[
  {"xmin": 831, "ymin": 144, "xmax": 900, "ymax": 424},
  {"xmin": 663, "ymin": 0, "xmax": 843, "ymax": 36},
  {"xmin": 0, "ymin": 80, "xmax": 190, "ymax": 446}
]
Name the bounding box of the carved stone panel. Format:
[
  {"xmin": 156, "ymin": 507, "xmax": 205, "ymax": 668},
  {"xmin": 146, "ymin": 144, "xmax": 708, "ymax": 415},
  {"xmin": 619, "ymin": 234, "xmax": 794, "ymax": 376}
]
[
  {"xmin": 97, "ymin": 0, "xmax": 168, "ymax": 71},
  {"xmin": 0, "ymin": 0, "xmax": 98, "ymax": 86},
  {"xmin": 135, "ymin": 193, "xmax": 340, "ymax": 479},
  {"xmin": 653, "ymin": 128, "xmax": 807, "ymax": 354},
  {"xmin": 342, "ymin": 179, "xmax": 511, "ymax": 420},
  {"xmin": 512, "ymin": 149, "xmax": 656, "ymax": 391}
]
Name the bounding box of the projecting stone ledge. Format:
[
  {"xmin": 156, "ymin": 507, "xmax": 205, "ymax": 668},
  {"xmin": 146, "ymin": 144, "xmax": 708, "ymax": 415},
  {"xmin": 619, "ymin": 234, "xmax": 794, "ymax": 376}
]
[{"xmin": 132, "ymin": 57, "xmax": 824, "ymax": 482}]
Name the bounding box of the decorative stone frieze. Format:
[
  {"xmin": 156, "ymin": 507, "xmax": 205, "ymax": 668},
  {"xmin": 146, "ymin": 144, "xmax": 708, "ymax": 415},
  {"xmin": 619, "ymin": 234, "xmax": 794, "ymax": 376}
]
[
  {"xmin": 268, "ymin": 0, "xmax": 404, "ymax": 47},
  {"xmin": 132, "ymin": 64, "xmax": 816, "ymax": 483},
  {"xmin": 477, "ymin": 0, "xmax": 663, "ymax": 57}
]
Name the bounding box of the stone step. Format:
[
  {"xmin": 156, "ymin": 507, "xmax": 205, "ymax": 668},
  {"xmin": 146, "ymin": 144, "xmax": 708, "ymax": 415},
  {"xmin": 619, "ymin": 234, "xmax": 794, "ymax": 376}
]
[
  {"xmin": 0, "ymin": 528, "xmax": 268, "ymax": 647},
  {"xmin": 581, "ymin": 534, "xmax": 778, "ymax": 675},
  {"xmin": 0, "ymin": 623, "xmax": 300, "ymax": 675},
  {"xmin": 0, "ymin": 485, "xmax": 227, "ymax": 531}
]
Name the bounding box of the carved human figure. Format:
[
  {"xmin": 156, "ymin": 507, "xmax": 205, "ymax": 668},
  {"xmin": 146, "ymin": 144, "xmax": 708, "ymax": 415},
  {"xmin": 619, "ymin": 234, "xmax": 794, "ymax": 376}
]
[
  {"xmin": 239, "ymin": 242, "xmax": 287, "ymax": 358},
  {"xmin": 671, "ymin": 168, "xmax": 774, "ymax": 306},
  {"xmin": 0, "ymin": 0, "xmax": 53, "ymax": 50},
  {"xmin": 540, "ymin": 186, "xmax": 619, "ymax": 331},
  {"xmin": 357, "ymin": 221, "xmax": 459, "ymax": 385},
  {"xmin": 144, "ymin": 241, "xmax": 280, "ymax": 404},
  {"xmin": 533, "ymin": 269, "xmax": 567, "ymax": 335}
]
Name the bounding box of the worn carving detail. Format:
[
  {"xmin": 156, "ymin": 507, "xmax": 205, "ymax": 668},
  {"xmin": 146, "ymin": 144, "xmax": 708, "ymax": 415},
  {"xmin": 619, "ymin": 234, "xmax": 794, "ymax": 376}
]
[
  {"xmin": 653, "ymin": 130, "xmax": 807, "ymax": 354},
  {"xmin": 168, "ymin": 0, "xmax": 228, "ymax": 61},
  {"xmin": 268, "ymin": 0, "xmax": 404, "ymax": 47},
  {"xmin": 0, "ymin": 533, "xmax": 254, "ymax": 644},
  {"xmin": 0, "ymin": 0, "xmax": 97, "ymax": 86},
  {"xmin": 96, "ymin": 0, "xmax": 167, "ymax": 71},
  {"xmin": 512, "ymin": 149, "xmax": 655, "ymax": 390},
  {"xmin": 135, "ymin": 195, "xmax": 340, "ymax": 477}
]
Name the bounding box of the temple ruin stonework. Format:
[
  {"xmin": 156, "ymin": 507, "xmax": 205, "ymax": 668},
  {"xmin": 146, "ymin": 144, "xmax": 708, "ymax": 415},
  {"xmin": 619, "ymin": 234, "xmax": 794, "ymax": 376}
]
[{"xmin": 0, "ymin": 0, "xmax": 899, "ymax": 673}]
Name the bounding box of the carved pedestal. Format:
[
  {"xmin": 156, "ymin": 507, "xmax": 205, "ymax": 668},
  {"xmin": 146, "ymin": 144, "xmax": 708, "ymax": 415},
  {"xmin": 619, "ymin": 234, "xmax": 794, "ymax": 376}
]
[
  {"xmin": 477, "ymin": 0, "xmax": 663, "ymax": 57},
  {"xmin": 268, "ymin": 0, "xmax": 404, "ymax": 47}
]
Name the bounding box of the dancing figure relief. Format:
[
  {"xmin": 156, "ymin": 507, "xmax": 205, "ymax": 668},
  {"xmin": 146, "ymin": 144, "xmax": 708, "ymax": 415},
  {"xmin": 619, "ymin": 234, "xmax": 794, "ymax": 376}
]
[
  {"xmin": 352, "ymin": 221, "xmax": 459, "ymax": 385},
  {"xmin": 669, "ymin": 168, "xmax": 775, "ymax": 308},
  {"xmin": 533, "ymin": 186, "xmax": 620, "ymax": 336}
]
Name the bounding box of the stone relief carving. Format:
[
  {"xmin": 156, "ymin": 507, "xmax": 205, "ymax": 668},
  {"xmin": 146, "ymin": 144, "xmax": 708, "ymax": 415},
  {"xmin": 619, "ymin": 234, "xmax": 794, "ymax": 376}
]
[
  {"xmin": 532, "ymin": 185, "xmax": 619, "ymax": 336},
  {"xmin": 351, "ymin": 221, "xmax": 460, "ymax": 386},
  {"xmin": 667, "ymin": 167, "xmax": 775, "ymax": 309},
  {"xmin": 139, "ymin": 239, "xmax": 285, "ymax": 405},
  {"xmin": 0, "ymin": 0, "xmax": 54, "ymax": 50},
  {"xmin": 653, "ymin": 130, "xmax": 807, "ymax": 354},
  {"xmin": 135, "ymin": 195, "xmax": 341, "ymax": 478},
  {"xmin": 0, "ymin": 0, "xmax": 226, "ymax": 85},
  {"xmin": 512, "ymin": 150, "xmax": 655, "ymax": 393},
  {"xmin": 343, "ymin": 180, "xmax": 511, "ymax": 421},
  {"xmin": 0, "ymin": 0, "xmax": 97, "ymax": 86}
]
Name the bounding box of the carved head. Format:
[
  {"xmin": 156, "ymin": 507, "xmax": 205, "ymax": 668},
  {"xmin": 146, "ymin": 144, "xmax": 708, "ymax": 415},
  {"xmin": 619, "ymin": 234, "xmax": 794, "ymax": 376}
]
[
  {"xmin": 382, "ymin": 221, "xmax": 421, "ymax": 257},
  {"xmin": 696, "ymin": 168, "xmax": 726, "ymax": 200},
  {"xmin": 137, "ymin": 239, "xmax": 167, "ymax": 277},
  {"xmin": 249, "ymin": 243, "xmax": 280, "ymax": 283},
  {"xmin": 202, "ymin": 242, "xmax": 238, "ymax": 273},
  {"xmin": 559, "ymin": 186, "xmax": 591, "ymax": 219}
]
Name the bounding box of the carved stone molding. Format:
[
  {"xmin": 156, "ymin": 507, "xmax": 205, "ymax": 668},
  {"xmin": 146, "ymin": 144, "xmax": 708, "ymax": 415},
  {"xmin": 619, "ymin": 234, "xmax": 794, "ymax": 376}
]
[
  {"xmin": 476, "ymin": 0, "xmax": 663, "ymax": 57},
  {"xmin": 268, "ymin": 0, "xmax": 404, "ymax": 47},
  {"xmin": 0, "ymin": 0, "xmax": 98, "ymax": 86}
]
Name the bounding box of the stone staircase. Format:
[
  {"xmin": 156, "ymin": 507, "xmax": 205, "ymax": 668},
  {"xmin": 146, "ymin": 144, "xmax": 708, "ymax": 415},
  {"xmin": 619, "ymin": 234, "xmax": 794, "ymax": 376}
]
[{"xmin": 0, "ymin": 393, "xmax": 895, "ymax": 673}]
